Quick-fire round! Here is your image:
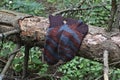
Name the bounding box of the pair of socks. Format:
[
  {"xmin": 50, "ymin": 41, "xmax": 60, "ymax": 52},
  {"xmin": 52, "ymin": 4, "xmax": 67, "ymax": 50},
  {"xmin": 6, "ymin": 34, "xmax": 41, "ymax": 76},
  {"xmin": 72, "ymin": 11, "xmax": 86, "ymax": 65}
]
[{"xmin": 44, "ymin": 15, "xmax": 88, "ymax": 65}]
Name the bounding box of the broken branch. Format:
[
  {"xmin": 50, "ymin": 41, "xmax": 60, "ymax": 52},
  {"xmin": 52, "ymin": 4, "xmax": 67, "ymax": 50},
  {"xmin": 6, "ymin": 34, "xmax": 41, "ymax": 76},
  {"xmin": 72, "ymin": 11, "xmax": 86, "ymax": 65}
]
[{"xmin": 103, "ymin": 50, "xmax": 109, "ymax": 80}]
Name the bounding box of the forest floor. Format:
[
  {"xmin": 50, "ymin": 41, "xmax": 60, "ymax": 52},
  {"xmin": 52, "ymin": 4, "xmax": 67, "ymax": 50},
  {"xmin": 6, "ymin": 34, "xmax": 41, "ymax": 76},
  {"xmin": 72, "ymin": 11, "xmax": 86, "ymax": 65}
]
[{"xmin": 0, "ymin": 58, "xmax": 63, "ymax": 80}]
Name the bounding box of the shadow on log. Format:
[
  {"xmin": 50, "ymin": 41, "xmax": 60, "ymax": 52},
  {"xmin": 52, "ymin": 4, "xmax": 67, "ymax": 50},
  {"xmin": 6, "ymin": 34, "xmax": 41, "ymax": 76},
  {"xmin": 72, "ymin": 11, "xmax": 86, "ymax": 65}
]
[{"xmin": 0, "ymin": 10, "xmax": 120, "ymax": 68}]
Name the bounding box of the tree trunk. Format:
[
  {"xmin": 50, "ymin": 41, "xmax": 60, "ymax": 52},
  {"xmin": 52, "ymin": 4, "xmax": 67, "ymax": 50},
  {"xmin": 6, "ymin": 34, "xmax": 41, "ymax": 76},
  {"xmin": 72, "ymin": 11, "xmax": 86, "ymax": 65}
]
[
  {"xmin": 107, "ymin": 0, "xmax": 117, "ymax": 31},
  {"xmin": 113, "ymin": 1, "xmax": 120, "ymax": 31},
  {"xmin": 0, "ymin": 10, "xmax": 120, "ymax": 68}
]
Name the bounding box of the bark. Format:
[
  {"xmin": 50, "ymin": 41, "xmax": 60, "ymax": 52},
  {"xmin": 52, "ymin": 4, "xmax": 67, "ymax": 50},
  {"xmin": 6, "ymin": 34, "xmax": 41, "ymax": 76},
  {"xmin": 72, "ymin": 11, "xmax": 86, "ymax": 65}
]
[
  {"xmin": 114, "ymin": 1, "xmax": 120, "ymax": 31},
  {"xmin": 107, "ymin": 0, "xmax": 117, "ymax": 31},
  {"xmin": 0, "ymin": 10, "xmax": 120, "ymax": 67}
]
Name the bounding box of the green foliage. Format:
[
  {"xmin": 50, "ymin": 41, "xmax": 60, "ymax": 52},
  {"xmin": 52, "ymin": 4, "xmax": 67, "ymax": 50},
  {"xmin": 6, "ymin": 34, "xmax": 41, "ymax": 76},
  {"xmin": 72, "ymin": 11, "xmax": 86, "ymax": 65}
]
[
  {"xmin": 58, "ymin": 57, "xmax": 103, "ymax": 80},
  {"xmin": 0, "ymin": 42, "xmax": 15, "ymax": 57},
  {"xmin": 0, "ymin": 0, "xmax": 120, "ymax": 80},
  {"xmin": 0, "ymin": 42, "xmax": 48, "ymax": 73},
  {"xmin": 0, "ymin": 0, "xmax": 45, "ymax": 16},
  {"xmin": 47, "ymin": 0, "xmax": 56, "ymax": 3},
  {"xmin": 58, "ymin": 57, "xmax": 120, "ymax": 80},
  {"xmin": 110, "ymin": 68, "xmax": 120, "ymax": 80},
  {"xmin": 46, "ymin": 0, "xmax": 111, "ymax": 27},
  {"xmin": 0, "ymin": 0, "xmax": 111, "ymax": 27},
  {"xmin": 12, "ymin": 47, "xmax": 48, "ymax": 73}
]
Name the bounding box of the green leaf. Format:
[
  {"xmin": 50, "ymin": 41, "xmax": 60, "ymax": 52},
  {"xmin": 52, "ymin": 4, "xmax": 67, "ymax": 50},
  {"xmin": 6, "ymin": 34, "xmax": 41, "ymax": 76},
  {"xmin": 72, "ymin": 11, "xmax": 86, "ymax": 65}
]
[
  {"xmin": 47, "ymin": 0, "xmax": 56, "ymax": 3},
  {"xmin": 31, "ymin": 56, "xmax": 41, "ymax": 64},
  {"xmin": 13, "ymin": 64, "xmax": 22, "ymax": 72}
]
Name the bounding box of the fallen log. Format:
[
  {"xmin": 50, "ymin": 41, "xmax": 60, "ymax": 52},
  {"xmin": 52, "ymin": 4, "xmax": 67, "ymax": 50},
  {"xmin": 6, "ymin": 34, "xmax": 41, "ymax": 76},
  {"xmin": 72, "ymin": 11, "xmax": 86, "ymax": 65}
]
[{"xmin": 0, "ymin": 10, "xmax": 120, "ymax": 68}]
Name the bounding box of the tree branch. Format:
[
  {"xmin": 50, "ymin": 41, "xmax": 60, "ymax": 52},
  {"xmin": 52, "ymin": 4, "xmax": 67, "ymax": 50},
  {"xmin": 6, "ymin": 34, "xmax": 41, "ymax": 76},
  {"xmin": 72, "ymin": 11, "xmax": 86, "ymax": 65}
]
[
  {"xmin": 77, "ymin": 0, "xmax": 86, "ymax": 8},
  {"xmin": 0, "ymin": 29, "xmax": 20, "ymax": 41},
  {"xmin": 103, "ymin": 50, "xmax": 109, "ymax": 80},
  {"xmin": 107, "ymin": 0, "xmax": 117, "ymax": 31},
  {"xmin": 52, "ymin": 5, "xmax": 107, "ymax": 15}
]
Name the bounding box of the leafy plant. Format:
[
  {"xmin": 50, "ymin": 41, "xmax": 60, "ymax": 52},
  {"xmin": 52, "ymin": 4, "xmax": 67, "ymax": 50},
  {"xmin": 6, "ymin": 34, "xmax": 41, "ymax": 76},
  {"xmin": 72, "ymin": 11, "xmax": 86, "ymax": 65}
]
[
  {"xmin": 58, "ymin": 57, "xmax": 103, "ymax": 80},
  {"xmin": 0, "ymin": 41, "xmax": 15, "ymax": 57},
  {"xmin": 46, "ymin": 0, "xmax": 111, "ymax": 27},
  {"xmin": 12, "ymin": 47, "xmax": 48, "ymax": 74},
  {"xmin": 0, "ymin": 0, "xmax": 45, "ymax": 16}
]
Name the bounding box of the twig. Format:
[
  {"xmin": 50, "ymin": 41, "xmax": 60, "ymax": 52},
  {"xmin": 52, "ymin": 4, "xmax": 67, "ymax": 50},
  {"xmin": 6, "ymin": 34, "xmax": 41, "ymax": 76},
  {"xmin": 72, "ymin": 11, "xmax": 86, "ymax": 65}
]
[
  {"xmin": 8, "ymin": 48, "xmax": 21, "ymax": 57},
  {"xmin": 78, "ymin": 0, "xmax": 86, "ymax": 8},
  {"xmin": 3, "ymin": 29, "xmax": 20, "ymax": 38},
  {"xmin": 0, "ymin": 57, "xmax": 7, "ymax": 64},
  {"xmin": 102, "ymin": 5, "xmax": 110, "ymax": 11},
  {"xmin": 30, "ymin": 74, "xmax": 52, "ymax": 80},
  {"xmin": 0, "ymin": 34, "xmax": 2, "ymax": 40},
  {"xmin": 0, "ymin": 44, "xmax": 21, "ymax": 80},
  {"xmin": 30, "ymin": 73, "xmax": 61, "ymax": 80},
  {"xmin": 0, "ymin": 29, "xmax": 20, "ymax": 41},
  {"xmin": 95, "ymin": 75, "xmax": 103, "ymax": 80},
  {"xmin": 103, "ymin": 50, "xmax": 109, "ymax": 80},
  {"xmin": 52, "ymin": 5, "xmax": 107, "ymax": 16},
  {"xmin": 109, "ymin": 61, "xmax": 120, "ymax": 66}
]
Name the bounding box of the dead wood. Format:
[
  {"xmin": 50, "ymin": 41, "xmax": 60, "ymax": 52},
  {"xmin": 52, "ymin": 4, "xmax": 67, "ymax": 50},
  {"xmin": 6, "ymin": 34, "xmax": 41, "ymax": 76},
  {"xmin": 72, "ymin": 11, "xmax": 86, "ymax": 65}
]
[
  {"xmin": 0, "ymin": 10, "xmax": 120, "ymax": 68},
  {"xmin": 103, "ymin": 50, "xmax": 109, "ymax": 80}
]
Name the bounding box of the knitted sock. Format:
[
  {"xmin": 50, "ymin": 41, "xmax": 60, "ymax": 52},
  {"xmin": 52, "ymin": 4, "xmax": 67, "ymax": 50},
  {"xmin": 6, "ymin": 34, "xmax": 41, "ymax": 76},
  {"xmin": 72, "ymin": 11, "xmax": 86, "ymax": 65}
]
[
  {"xmin": 58, "ymin": 18, "xmax": 88, "ymax": 62},
  {"xmin": 44, "ymin": 15, "xmax": 64, "ymax": 65}
]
